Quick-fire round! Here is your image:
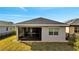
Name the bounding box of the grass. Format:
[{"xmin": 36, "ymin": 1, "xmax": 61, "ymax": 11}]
[
  {"xmin": 31, "ymin": 42, "xmax": 74, "ymax": 51},
  {"xmin": 0, "ymin": 36, "xmax": 74, "ymax": 51},
  {"xmin": 0, "ymin": 36, "xmax": 31, "ymax": 51}
]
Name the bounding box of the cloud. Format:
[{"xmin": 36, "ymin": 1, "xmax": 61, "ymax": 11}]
[{"xmin": 19, "ymin": 7, "xmax": 27, "ymax": 12}]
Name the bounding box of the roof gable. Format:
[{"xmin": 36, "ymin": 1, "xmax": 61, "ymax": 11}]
[
  {"xmin": 66, "ymin": 18, "xmax": 79, "ymax": 25},
  {"xmin": 17, "ymin": 17, "xmax": 65, "ymax": 24}
]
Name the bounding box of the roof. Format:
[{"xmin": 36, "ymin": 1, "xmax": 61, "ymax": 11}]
[
  {"xmin": 0, "ymin": 21, "xmax": 14, "ymax": 26},
  {"xmin": 16, "ymin": 17, "xmax": 68, "ymax": 27},
  {"xmin": 65, "ymin": 18, "xmax": 79, "ymax": 26},
  {"xmin": 17, "ymin": 17, "xmax": 65, "ymax": 24},
  {"xmin": 0, "ymin": 21, "xmax": 13, "ymax": 24}
]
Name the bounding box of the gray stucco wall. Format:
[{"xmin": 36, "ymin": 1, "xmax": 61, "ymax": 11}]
[
  {"xmin": 0, "ymin": 27, "xmax": 13, "ymax": 34},
  {"xmin": 42, "ymin": 27, "xmax": 67, "ymax": 42}
]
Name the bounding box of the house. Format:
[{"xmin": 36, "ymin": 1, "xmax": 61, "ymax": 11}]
[
  {"xmin": 16, "ymin": 17, "xmax": 68, "ymax": 42},
  {"xmin": 66, "ymin": 18, "xmax": 79, "ymax": 37},
  {"xmin": 0, "ymin": 21, "xmax": 14, "ymax": 35}
]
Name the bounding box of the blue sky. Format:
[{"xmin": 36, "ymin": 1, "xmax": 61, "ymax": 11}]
[{"xmin": 0, "ymin": 7, "xmax": 79, "ymax": 23}]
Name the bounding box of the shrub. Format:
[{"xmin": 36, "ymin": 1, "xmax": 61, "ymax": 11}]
[
  {"xmin": 0, "ymin": 31, "xmax": 16, "ymax": 40},
  {"xmin": 74, "ymin": 37, "xmax": 79, "ymax": 51},
  {"xmin": 10, "ymin": 31, "xmax": 16, "ymax": 35},
  {"xmin": 67, "ymin": 34, "xmax": 76, "ymax": 46}
]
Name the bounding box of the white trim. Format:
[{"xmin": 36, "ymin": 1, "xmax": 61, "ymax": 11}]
[{"xmin": 16, "ymin": 24, "xmax": 68, "ymax": 27}]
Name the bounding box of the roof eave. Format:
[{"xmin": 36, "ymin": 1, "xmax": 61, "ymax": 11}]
[
  {"xmin": 0, "ymin": 24, "xmax": 15, "ymax": 27},
  {"xmin": 15, "ymin": 24, "xmax": 68, "ymax": 27}
]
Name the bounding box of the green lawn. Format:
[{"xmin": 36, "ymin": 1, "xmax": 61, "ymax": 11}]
[{"xmin": 0, "ymin": 36, "xmax": 74, "ymax": 51}]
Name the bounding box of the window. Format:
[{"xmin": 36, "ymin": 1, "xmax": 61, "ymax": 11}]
[
  {"xmin": 54, "ymin": 28, "xmax": 59, "ymax": 35},
  {"xmin": 49, "ymin": 28, "xmax": 53, "ymax": 35},
  {"xmin": 6, "ymin": 27, "xmax": 8, "ymax": 31},
  {"xmin": 10, "ymin": 27, "xmax": 12, "ymax": 30},
  {"xmin": 75, "ymin": 27, "xmax": 79, "ymax": 33},
  {"xmin": 49, "ymin": 28, "xmax": 59, "ymax": 35}
]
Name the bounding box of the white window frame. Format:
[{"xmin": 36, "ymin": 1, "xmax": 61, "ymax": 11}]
[
  {"xmin": 75, "ymin": 27, "xmax": 79, "ymax": 33},
  {"xmin": 49, "ymin": 28, "xmax": 59, "ymax": 36}
]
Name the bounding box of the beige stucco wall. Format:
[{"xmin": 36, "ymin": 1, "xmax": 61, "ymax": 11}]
[
  {"xmin": 69, "ymin": 26, "xmax": 75, "ymax": 34},
  {"xmin": 42, "ymin": 27, "xmax": 67, "ymax": 42},
  {"xmin": 66, "ymin": 26, "xmax": 75, "ymax": 34},
  {"xmin": 66, "ymin": 27, "xmax": 69, "ymax": 33}
]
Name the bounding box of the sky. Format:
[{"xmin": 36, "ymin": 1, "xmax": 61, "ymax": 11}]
[{"xmin": 0, "ymin": 7, "xmax": 79, "ymax": 23}]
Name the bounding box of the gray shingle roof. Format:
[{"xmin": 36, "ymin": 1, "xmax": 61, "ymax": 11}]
[
  {"xmin": 17, "ymin": 17, "xmax": 65, "ymax": 24},
  {"xmin": 0, "ymin": 21, "xmax": 13, "ymax": 25},
  {"xmin": 65, "ymin": 18, "xmax": 79, "ymax": 25},
  {"xmin": 0, "ymin": 21, "xmax": 14, "ymax": 26}
]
